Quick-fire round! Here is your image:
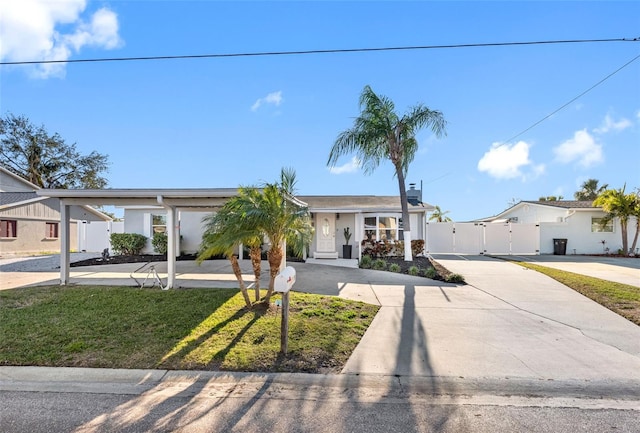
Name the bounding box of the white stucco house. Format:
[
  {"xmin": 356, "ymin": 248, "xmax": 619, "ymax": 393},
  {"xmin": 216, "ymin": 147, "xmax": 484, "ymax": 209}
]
[
  {"xmin": 481, "ymin": 200, "xmax": 637, "ymax": 255},
  {"xmin": 119, "ymin": 184, "xmax": 434, "ymax": 260}
]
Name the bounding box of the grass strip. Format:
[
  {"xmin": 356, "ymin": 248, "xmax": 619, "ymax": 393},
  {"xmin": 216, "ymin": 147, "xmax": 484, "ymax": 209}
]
[
  {"xmin": 0, "ymin": 286, "xmax": 379, "ymax": 372},
  {"xmin": 517, "ymin": 262, "xmax": 640, "ymax": 326}
]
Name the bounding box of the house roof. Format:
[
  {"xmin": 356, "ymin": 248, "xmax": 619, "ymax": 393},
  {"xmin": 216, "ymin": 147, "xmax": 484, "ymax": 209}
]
[
  {"xmin": 0, "ymin": 166, "xmax": 40, "ymax": 192},
  {"xmin": 522, "ymin": 200, "xmax": 596, "ymax": 209},
  {"xmin": 0, "ymin": 191, "xmax": 40, "ymax": 206},
  {"xmin": 298, "ymin": 195, "xmax": 434, "ymax": 213}
]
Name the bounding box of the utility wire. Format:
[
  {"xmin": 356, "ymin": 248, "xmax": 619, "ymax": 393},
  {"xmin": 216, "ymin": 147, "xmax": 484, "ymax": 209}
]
[
  {"xmin": 500, "ymin": 53, "xmax": 640, "ymax": 145},
  {"xmin": 1, "ymin": 37, "xmax": 638, "ymax": 65}
]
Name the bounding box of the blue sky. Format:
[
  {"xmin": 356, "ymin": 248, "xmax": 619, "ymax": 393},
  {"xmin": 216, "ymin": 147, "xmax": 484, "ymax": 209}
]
[{"xmin": 1, "ymin": 1, "xmax": 639, "ymax": 221}]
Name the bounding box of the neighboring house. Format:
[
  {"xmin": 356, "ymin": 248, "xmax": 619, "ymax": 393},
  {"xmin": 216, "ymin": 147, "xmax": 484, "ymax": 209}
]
[
  {"xmin": 476, "ymin": 200, "xmax": 635, "ymax": 255},
  {"xmin": 119, "ymin": 184, "xmax": 434, "ymax": 259},
  {"xmin": 0, "ymin": 166, "xmax": 111, "ymax": 255}
]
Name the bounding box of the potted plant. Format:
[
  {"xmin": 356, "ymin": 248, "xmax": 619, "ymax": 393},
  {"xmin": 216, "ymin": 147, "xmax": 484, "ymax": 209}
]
[{"xmin": 343, "ymin": 227, "xmax": 353, "ymax": 259}]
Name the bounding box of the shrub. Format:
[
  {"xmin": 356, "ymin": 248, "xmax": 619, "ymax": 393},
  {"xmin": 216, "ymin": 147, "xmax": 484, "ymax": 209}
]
[
  {"xmin": 359, "ymin": 255, "xmax": 372, "ymax": 269},
  {"xmin": 423, "ymin": 267, "xmax": 438, "ymax": 279},
  {"xmin": 445, "ymin": 273, "xmax": 465, "ymax": 284},
  {"xmin": 408, "ymin": 265, "xmax": 420, "ymax": 276},
  {"xmin": 152, "ymin": 232, "xmax": 168, "ymax": 255},
  {"xmin": 388, "ymin": 263, "xmax": 401, "ymax": 273},
  {"xmin": 110, "ymin": 233, "xmax": 147, "ymax": 256},
  {"xmin": 372, "ymin": 259, "xmax": 387, "ymax": 270},
  {"xmin": 411, "ymin": 240, "xmax": 425, "ymax": 257}
]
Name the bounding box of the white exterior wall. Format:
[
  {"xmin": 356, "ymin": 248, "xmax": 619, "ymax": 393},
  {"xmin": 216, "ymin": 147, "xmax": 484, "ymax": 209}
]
[{"xmin": 179, "ymin": 211, "xmax": 210, "ymax": 254}]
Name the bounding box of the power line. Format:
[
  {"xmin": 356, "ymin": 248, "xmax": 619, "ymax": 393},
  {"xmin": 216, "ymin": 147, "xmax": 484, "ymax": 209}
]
[
  {"xmin": 500, "ymin": 53, "xmax": 640, "ymax": 145},
  {"xmin": 1, "ymin": 37, "xmax": 638, "ymax": 66}
]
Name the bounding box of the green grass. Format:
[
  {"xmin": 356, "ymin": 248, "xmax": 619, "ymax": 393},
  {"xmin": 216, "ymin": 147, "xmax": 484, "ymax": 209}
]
[
  {"xmin": 517, "ymin": 262, "xmax": 640, "ymax": 326},
  {"xmin": 0, "ymin": 286, "xmax": 379, "ymax": 372}
]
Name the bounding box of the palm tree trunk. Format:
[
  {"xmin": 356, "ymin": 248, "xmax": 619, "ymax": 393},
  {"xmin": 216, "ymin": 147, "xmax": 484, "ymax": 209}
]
[
  {"xmin": 395, "ymin": 165, "xmax": 413, "ymax": 261},
  {"xmin": 249, "ymin": 246, "xmax": 262, "ymax": 301},
  {"xmin": 264, "ymin": 246, "xmax": 283, "ymax": 303},
  {"xmin": 620, "ymin": 219, "xmax": 629, "ymax": 254},
  {"xmin": 229, "ymin": 255, "xmax": 251, "ymax": 308},
  {"xmin": 630, "ymin": 219, "xmax": 639, "ymax": 255}
]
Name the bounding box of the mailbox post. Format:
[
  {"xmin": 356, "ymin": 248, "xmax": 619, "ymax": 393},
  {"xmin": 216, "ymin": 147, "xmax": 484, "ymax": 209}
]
[{"xmin": 274, "ymin": 266, "xmax": 296, "ymax": 354}]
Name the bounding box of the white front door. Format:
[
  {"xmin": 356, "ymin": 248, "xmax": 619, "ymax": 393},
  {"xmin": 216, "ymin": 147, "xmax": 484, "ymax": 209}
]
[{"xmin": 317, "ymin": 213, "xmax": 336, "ymax": 252}]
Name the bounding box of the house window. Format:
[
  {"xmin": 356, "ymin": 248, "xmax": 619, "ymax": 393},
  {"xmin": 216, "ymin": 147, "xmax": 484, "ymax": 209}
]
[
  {"xmin": 364, "ymin": 215, "xmax": 403, "ymax": 242},
  {"xmin": 591, "ymin": 217, "xmax": 613, "ymax": 233},
  {"xmin": 0, "ymin": 219, "xmax": 17, "ymax": 238},
  {"xmin": 46, "ymin": 222, "xmax": 59, "ymax": 238},
  {"xmin": 152, "ymin": 214, "xmax": 167, "ymax": 233}
]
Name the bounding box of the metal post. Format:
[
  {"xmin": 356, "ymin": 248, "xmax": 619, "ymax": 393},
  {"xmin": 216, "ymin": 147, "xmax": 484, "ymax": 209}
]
[
  {"xmin": 60, "ymin": 202, "xmax": 70, "ymax": 285},
  {"xmin": 166, "ymin": 206, "xmax": 176, "ymax": 289},
  {"xmin": 280, "ymin": 291, "xmax": 289, "ymax": 354}
]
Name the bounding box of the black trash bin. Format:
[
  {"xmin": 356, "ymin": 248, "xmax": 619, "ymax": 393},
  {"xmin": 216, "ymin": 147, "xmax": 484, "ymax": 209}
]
[{"xmin": 553, "ymin": 238, "xmax": 567, "ymax": 255}]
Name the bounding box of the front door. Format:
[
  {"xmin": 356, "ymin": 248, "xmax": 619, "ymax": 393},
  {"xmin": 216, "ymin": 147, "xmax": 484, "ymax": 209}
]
[{"xmin": 317, "ymin": 213, "xmax": 336, "ymax": 253}]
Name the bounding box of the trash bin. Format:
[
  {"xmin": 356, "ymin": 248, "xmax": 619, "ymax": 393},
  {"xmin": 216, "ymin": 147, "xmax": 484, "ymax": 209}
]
[{"xmin": 553, "ymin": 238, "xmax": 567, "ymax": 255}]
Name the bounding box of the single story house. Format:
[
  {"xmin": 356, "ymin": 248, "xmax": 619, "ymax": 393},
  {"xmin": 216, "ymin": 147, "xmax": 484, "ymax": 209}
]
[
  {"xmin": 0, "ymin": 166, "xmax": 111, "ymax": 255},
  {"xmin": 424, "ymin": 200, "xmax": 637, "ymax": 256},
  {"xmin": 482, "ymin": 200, "xmax": 637, "ymax": 255}
]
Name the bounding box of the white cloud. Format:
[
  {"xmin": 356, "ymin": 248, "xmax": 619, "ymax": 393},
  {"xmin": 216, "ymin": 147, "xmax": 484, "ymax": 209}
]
[
  {"xmin": 553, "ymin": 129, "xmax": 603, "ymax": 168},
  {"xmin": 593, "ymin": 114, "xmax": 632, "ymax": 134},
  {"xmin": 328, "ymin": 157, "xmax": 361, "ymax": 174},
  {"xmin": 477, "ymin": 141, "xmax": 536, "ymax": 180},
  {"xmin": 251, "ymin": 91, "xmax": 283, "ymax": 112},
  {"xmin": 0, "ymin": 0, "xmax": 122, "ymax": 79}
]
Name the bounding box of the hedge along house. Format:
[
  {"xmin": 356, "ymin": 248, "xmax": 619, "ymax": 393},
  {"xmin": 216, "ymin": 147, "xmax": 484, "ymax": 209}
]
[{"xmin": 1, "ymin": 166, "xmax": 111, "ymax": 255}]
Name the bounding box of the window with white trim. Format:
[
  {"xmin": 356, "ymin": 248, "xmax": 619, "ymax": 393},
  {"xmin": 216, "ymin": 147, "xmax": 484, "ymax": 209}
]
[
  {"xmin": 363, "ymin": 214, "xmax": 403, "ymax": 241},
  {"xmin": 591, "ymin": 217, "xmax": 613, "ymax": 233},
  {"xmin": 152, "ymin": 214, "xmax": 167, "ymax": 233}
]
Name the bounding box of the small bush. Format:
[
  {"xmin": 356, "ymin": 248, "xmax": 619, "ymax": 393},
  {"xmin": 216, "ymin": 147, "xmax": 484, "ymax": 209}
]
[
  {"xmin": 359, "ymin": 255, "xmax": 372, "ymax": 269},
  {"xmin": 408, "ymin": 265, "xmax": 420, "ymax": 276},
  {"xmin": 152, "ymin": 232, "xmax": 168, "ymax": 255},
  {"xmin": 372, "ymin": 259, "xmax": 387, "ymax": 270},
  {"xmin": 110, "ymin": 233, "xmax": 147, "ymax": 256},
  {"xmin": 445, "ymin": 273, "xmax": 465, "ymax": 284},
  {"xmin": 423, "ymin": 267, "xmax": 438, "ymax": 279},
  {"xmin": 388, "ymin": 263, "xmax": 401, "ymax": 273}
]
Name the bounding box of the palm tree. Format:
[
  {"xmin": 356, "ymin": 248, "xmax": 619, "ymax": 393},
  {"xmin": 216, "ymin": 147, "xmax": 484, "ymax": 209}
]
[
  {"xmin": 629, "ymin": 189, "xmax": 640, "ymax": 255},
  {"xmin": 574, "ymin": 179, "xmax": 608, "ymax": 201},
  {"xmin": 197, "ymin": 208, "xmax": 256, "ymax": 309},
  {"xmin": 593, "ymin": 185, "xmax": 637, "ymax": 254},
  {"xmin": 429, "ymin": 205, "xmax": 452, "ymax": 222},
  {"xmin": 229, "ymin": 168, "xmax": 314, "ymax": 304},
  {"xmin": 328, "ymin": 85, "xmax": 446, "ymax": 260}
]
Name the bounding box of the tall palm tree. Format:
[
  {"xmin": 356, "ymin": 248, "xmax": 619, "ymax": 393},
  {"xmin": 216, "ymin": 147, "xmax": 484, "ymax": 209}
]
[
  {"xmin": 574, "ymin": 178, "xmax": 608, "ymax": 201},
  {"xmin": 593, "ymin": 185, "xmax": 637, "ymax": 254},
  {"xmin": 328, "ymin": 85, "xmax": 446, "ymax": 260},
  {"xmin": 429, "ymin": 205, "xmax": 452, "ymax": 222}
]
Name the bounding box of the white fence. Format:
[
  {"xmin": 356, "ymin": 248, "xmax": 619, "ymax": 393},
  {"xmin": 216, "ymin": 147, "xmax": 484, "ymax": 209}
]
[
  {"xmin": 77, "ymin": 221, "xmax": 125, "ymax": 253},
  {"xmin": 426, "ymin": 222, "xmax": 539, "ymax": 255}
]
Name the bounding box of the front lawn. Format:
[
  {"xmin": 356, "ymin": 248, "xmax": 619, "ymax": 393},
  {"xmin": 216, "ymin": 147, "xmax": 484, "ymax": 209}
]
[{"xmin": 0, "ymin": 286, "xmax": 379, "ymax": 373}]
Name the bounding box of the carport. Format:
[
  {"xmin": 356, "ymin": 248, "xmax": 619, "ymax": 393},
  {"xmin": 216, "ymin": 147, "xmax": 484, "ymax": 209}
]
[{"xmin": 35, "ymin": 188, "xmax": 240, "ymax": 289}]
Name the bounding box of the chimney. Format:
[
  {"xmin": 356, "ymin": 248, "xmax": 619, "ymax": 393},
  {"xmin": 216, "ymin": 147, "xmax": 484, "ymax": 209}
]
[{"xmin": 407, "ymin": 183, "xmax": 422, "ymax": 206}]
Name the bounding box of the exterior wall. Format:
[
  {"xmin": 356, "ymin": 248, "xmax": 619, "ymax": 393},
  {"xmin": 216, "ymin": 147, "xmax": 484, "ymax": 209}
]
[
  {"xmin": 0, "ymin": 219, "xmax": 77, "ymax": 254},
  {"xmin": 335, "ymin": 213, "xmax": 356, "ymax": 258},
  {"xmin": 179, "ymin": 211, "xmax": 210, "ymax": 254},
  {"xmin": 0, "ymin": 171, "xmax": 35, "ymax": 192}
]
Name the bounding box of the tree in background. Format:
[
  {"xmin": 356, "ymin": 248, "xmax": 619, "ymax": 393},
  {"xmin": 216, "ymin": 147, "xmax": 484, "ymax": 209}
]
[
  {"xmin": 429, "ymin": 205, "xmax": 452, "ymax": 222},
  {"xmin": 328, "ymin": 85, "xmax": 446, "ymax": 261},
  {"xmin": 538, "ymin": 196, "xmax": 564, "ymax": 201},
  {"xmin": 0, "ymin": 113, "xmax": 109, "ymax": 189},
  {"xmin": 593, "ymin": 185, "xmax": 639, "ymax": 255},
  {"xmin": 574, "ymin": 179, "xmax": 608, "ymax": 201}
]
